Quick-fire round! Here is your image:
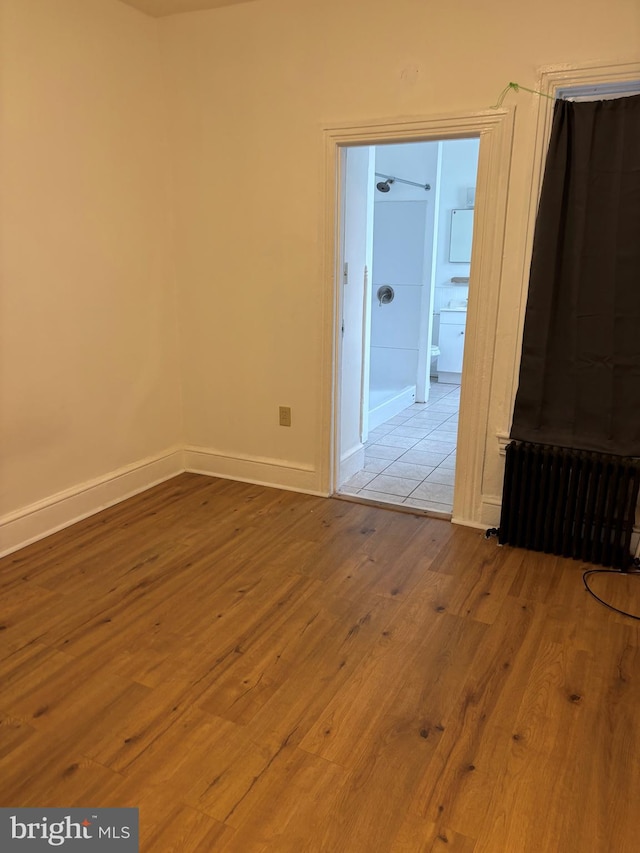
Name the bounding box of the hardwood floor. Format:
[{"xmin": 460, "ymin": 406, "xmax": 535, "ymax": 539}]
[{"xmin": 1, "ymin": 473, "xmax": 639, "ymax": 851}]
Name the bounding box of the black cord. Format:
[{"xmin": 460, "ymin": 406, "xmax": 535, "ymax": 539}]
[{"xmin": 583, "ymin": 568, "xmax": 640, "ymax": 621}]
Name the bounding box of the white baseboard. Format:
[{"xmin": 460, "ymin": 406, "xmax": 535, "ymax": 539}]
[
  {"xmin": 437, "ymin": 371, "xmax": 461, "ymax": 385},
  {"xmin": 3, "ymin": 448, "xmax": 512, "ymax": 558},
  {"xmin": 338, "ymin": 443, "xmax": 365, "ymax": 486},
  {"xmin": 480, "ymin": 495, "xmax": 502, "ymax": 528},
  {"xmin": 451, "ymin": 495, "xmax": 501, "ymax": 531},
  {"xmin": 184, "ymin": 446, "xmax": 326, "ymax": 496},
  {"xmin": 368, "ymin": 386, "xmax": 416, "ymax": 431},
  {"xmin": 0, "ymin": 447, "xmax": 185, "ymax": 558},
  {"xmin": 451, "ymin": 516, "xmax": 491, "ymax": 531}
]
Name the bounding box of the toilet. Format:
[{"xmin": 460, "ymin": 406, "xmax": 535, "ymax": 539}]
[{"xmin": 430, "ymin": 345, "xmax": 440, "ymax": 377}]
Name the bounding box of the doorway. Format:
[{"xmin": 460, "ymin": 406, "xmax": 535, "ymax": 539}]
[
  {"xmin": 322, "ymin": 107, "xmax": 512, "ymax": 529},
  {"xmin": 335, "ymin": 138, "xmax": 479, "ymax": 515}
]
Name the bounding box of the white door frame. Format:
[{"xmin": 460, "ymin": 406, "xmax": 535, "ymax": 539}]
[
  {"xmin": 319, "ymin": 107, "xmax": 515, "ymax": 527},
  {"xmin": 336, "ymin": 145, "xmax": 375, "ymax": 487}
]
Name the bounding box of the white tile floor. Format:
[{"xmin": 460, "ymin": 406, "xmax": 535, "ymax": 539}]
[{"xmin": 338, "ymin": 382, "xmax": 460, "ymax": 515}]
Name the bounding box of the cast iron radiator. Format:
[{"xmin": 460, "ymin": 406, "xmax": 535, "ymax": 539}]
[{"xmin": 498, "ymin": 441, "xmax": 640, "ymax": 569}]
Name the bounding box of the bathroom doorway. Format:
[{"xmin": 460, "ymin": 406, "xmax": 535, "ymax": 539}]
[{"xmin": 336, "ymin": 137, "xmax": 480, "ymax": 515}]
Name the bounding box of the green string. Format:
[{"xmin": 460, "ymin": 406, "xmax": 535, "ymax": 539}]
[{"xmin": 491, "ymin": 81, "xmax": 556, "ymax": 109}]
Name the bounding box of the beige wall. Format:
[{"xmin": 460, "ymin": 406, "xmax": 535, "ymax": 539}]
[
  {"xmin": 0, "ymin": 0, "xmax": 182, "ymax": 525},
  {"xmin": 1, "ymin": 0, "xmax": 638, "ymax": 549},
  {"xmin": 159, "ymin": 0, "xmax": 639, "ymax": 501}
]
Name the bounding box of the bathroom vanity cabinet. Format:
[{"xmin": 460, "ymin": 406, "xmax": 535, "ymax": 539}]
[{"xmin": 438, "ymin": 308, "xmax": 467, "ymax": 383}]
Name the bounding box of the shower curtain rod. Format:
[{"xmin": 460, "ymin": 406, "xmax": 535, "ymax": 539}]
[{"xmin": 375, "ymin": 172, "xmax": 431, "ymax": 191}]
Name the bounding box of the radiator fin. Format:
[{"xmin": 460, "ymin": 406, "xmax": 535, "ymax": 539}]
[{"xmin": 499, "ymin": 442, "xmax": 640, "ymax": 569}]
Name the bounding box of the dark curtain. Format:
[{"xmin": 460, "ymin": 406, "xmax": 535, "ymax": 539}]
[{"xmin": 511, "ymin": 93, "xmax": 640, "ymax": 457}]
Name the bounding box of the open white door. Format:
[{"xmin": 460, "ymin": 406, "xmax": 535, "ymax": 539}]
[{"xmin": 337, "ymin": 146, "xmax": 374, "ymax": 488}]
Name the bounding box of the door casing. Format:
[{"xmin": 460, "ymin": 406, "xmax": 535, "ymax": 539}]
[{"xmin": 320, "ymin": 107, "xmax": 514, "ymax": 528}]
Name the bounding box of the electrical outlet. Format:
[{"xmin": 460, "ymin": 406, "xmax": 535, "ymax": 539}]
[{"xmin": 279, "ymin": 406, "xmax": 292, "ymax": 427}]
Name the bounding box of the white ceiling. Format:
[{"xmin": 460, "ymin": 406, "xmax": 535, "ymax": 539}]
[{"xmin": 119, "ymin": 0, "xmax": 257, "ymax": 17}]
